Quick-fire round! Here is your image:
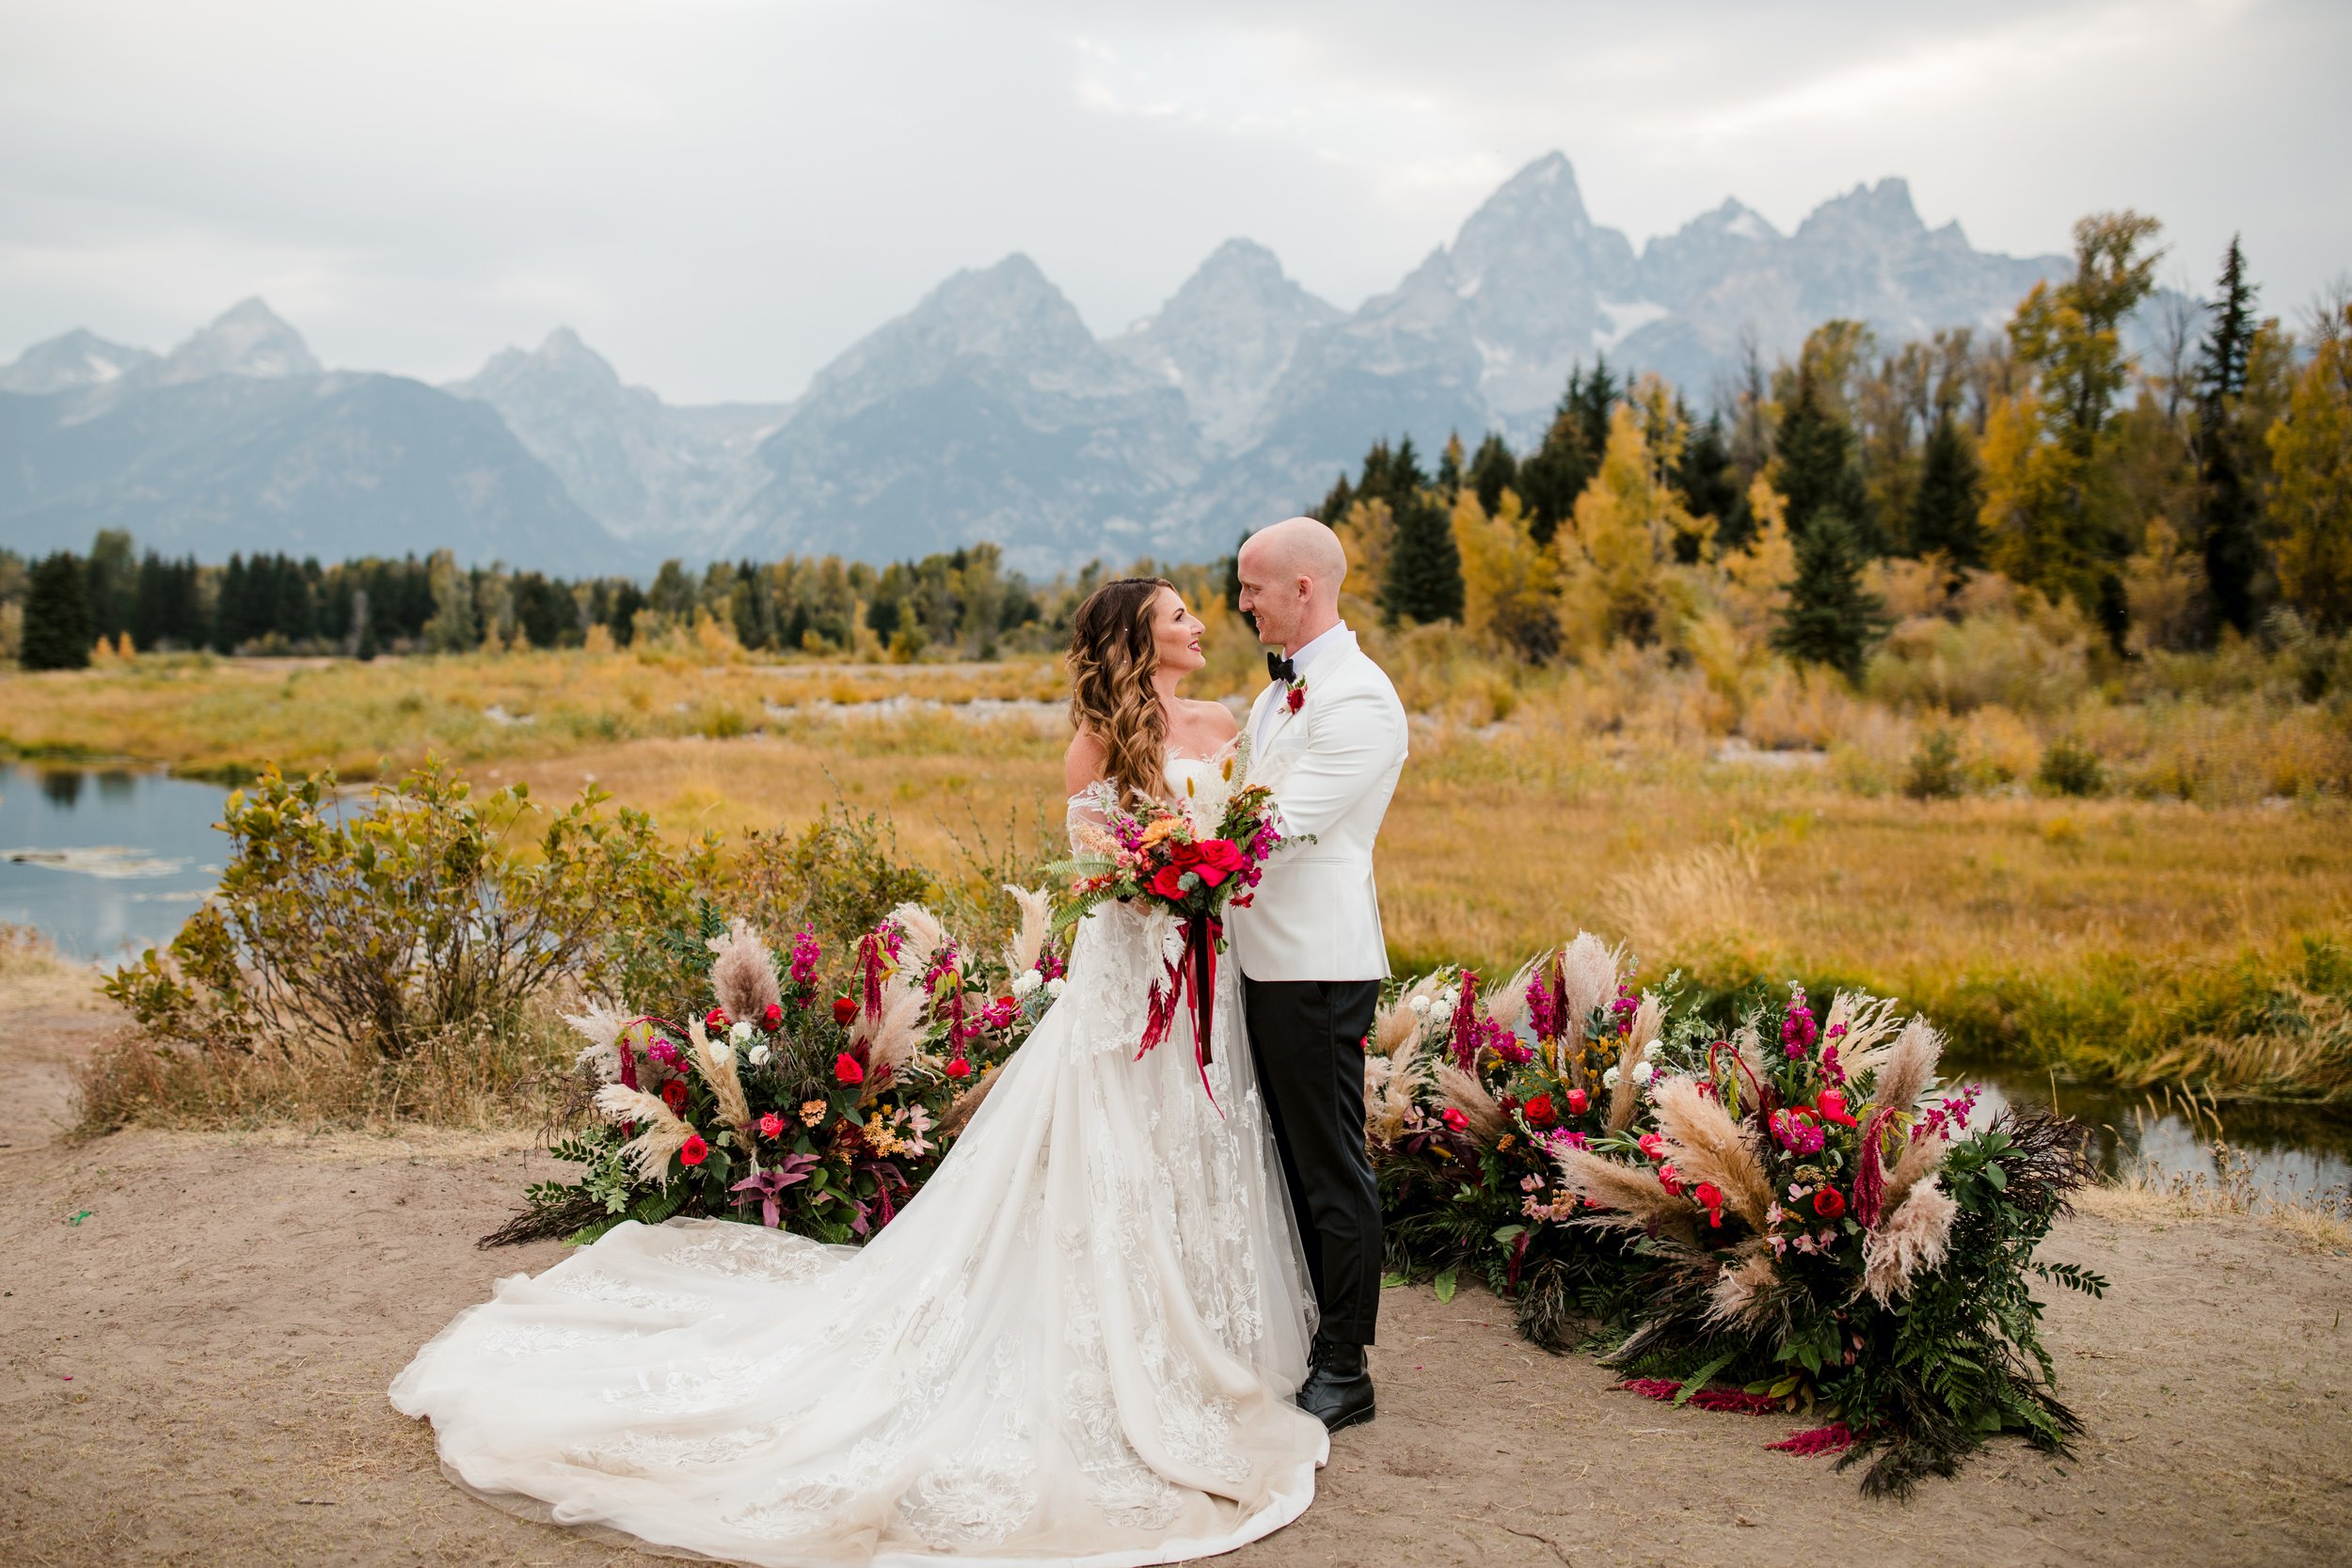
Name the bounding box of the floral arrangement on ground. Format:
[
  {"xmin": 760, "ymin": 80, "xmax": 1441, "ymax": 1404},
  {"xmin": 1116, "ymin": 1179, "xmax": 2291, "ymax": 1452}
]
[
  {"xmin": 1363, "ymin": 932, "xmax": 2108, "ymax": 1496},
  {"xmin": 491, "ymin": 891, "xmax": 1063, "ymax": 1248}
]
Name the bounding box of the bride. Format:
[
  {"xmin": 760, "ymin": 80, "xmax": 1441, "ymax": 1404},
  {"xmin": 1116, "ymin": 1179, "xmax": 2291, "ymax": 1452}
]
[{"xmin": 390, "ymin": 577, "xmax": 1329, "ymax": 1566}]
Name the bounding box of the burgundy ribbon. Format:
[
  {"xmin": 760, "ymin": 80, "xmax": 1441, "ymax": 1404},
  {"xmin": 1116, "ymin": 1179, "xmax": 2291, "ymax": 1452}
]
[{"xmin": 1135, "ymin": 912, "xmax": 1225, "ymax": 1116}]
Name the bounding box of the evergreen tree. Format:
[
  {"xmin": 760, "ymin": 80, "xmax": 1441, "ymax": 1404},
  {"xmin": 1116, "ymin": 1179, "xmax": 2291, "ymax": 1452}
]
[
  {"xmin": 2196, "ymin": 235, "xmax": 2263, "ymax": 633},
  {"xmin": 1910, "ymin": 410, "xmax": 1985, "ymax": 567},
  {"xmin": 1519, "ymin": 360, "xmax": 1621, "ymax": 546},
  {"xmin": 1436, "ymin": 432, "xmax": 1466, "ymax": 497},
  {"xmin": 1466, "ymin": 433, "xmax": 1518, "ymax": 516},
  {"xmin": 1774, "ymin": 357, "xmax": 1870, "ymax": 546},
  {"xmin": 1315, "ymin": 472, "xmax": 1354, "ymax": 525},
  {"xmin": 1772, "ymin": 509, "xmax": 1887, "ymax": 682},
  {"xmin": 606, "ymin": 580, "xmax": 645, "ymax": 646},
  {"xmin": 85, "ymin": 530, "xmax": 135, "ymax": 643},
  {"xmin": 21, "ymin": 550, "xmax": 95, "ymax": 670},
  {"xmin": 354, "ymin": 587, "xmax": 380, "ymax": 661},
  {"xmin": 1673, "ymin": 410, "xmax": 1741, "ymax": 548},
  {"xmin": 213, "ymin": 554, "xmax": 251, "ymax": 651},
  {"xmin": 1379, "ymin": 487, "xmax": 1464, "ymax": 625}
]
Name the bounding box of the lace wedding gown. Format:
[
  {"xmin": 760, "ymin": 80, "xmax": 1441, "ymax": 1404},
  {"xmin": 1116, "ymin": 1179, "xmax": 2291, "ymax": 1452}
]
[{"xmin": 391, "ymin": 757, "xmax": 1327, "ymax": 1567}]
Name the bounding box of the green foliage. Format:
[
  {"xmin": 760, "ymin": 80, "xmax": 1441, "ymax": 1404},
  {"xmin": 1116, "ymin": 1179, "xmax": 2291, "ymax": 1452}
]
[
  {"xmin": 1772, "ymin": 510, "xmax": 1888, "ymax": 682},
  {"xmin": 20, "ymin": 551, "xmax": 93, "ymax": 671},
  {"xmin": 730, "ymin": 803, "xmax": 934, "ymax": 982},
  {"xmin": 1902, "ymin": 729, "xmax": 1965, "ymax": 800},
  {"xmin": 103, "ymin": 758, "xmax": 710, "ymax": 1057},
  {"xmin": 1381, "ymin": 489, "xmax": 1466, "ymax": 626},
  {"xmin": 1910, "ymin": 412, "xmax": 1984, "ymax": 569},
  {"xmin": 1520, "ymin": 359, "xmax": 1618, "ymax": 546},
  {"xmin": 2035, "ymin": 738, "xmax": 2107, "ymax": 798},
  {"xmin": 2197, "ymin": 236, "xmax": 2265, "ymax": 634}
]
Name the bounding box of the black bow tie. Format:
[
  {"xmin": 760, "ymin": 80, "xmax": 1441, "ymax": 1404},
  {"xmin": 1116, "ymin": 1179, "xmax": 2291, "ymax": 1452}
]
[{"xmin": 1266, "ymin": 651, "xmax": 1296, "ymax": 684}]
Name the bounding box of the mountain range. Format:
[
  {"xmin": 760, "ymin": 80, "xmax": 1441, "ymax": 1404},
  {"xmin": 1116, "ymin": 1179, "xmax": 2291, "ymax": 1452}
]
[{"xmin": 0, "ymin": 152, "xmax": 2071, "ymax": 575}]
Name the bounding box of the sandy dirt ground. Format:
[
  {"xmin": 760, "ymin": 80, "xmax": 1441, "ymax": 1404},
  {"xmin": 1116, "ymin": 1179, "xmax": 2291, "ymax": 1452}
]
[{"xmin": 3, "ymin": 974, "xmax": 2348, "ymax": 1568}]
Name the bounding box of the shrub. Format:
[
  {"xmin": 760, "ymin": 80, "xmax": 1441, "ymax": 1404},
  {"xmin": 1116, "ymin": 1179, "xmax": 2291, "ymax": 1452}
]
[
  {"xmin": 1902, "ymin": 728, "xmax": 1965, "ymax": 800},
  {"xmin": 2036, "ymin": 738, "xmax": 2107, "ymax": 797},
  {"xmin": 103, "ymin": 759, "xmax": 710, "ymax": 1061}
]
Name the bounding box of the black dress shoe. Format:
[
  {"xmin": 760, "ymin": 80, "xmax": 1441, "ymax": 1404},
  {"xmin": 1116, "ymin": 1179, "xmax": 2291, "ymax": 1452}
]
[{"xmin": 1296, "ymin": 1342, "xmax": 1375, "ymax": 1433}]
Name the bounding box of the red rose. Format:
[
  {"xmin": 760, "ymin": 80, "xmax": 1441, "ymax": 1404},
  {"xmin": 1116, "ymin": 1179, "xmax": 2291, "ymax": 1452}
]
[
  {"xmin": 945, "ymin": 1056, "xmax": 972, "ymax": 1080},
  {"xmin": 833, "ymin": 996, "xmax": 857, "ymax": 1026},
  {"xmin": 1440, "ymin": 1107, "xmax": 1468, "ymax": 1133},
  {"xmin": 1565, "ymin": 1087, "xmax": 1589, "ymax": 1116},
  {"xmin": 1286, "ymin": 686, "xmax": 1304, "ymax": 713},
  {"xmin": 660, "ymin": 1079, "xmax": 688, "ymax": 1114},
  {"xmin": 1818, "ymin": 1089, "xmax": 1856, "ymax": 1127},
  {"xmin": 1637, "ymin": 1132, "xmax": 1665, "ymax": 1161},
  {"xmin": 1190, "ymin": 838, "xmax": 1246, "ymax": 887},
  {"xmin": 833, "ymin": 1052, "xmax": 866, "ymax": 1085},
  {"xmin": 1693, "ymin": 1180, "xmax": 1724, "ymax": 1227},
  {"xmin": 1657, "ymin": 1161, "xmax": 1684, "ymax": 1196},
  {"xmin": 761, "ymin": 1003, "xmax": 784, "ymax": 1032},
  {"xmin": 705, "ymin": 1006, "xmax": 731, "ymax": 1034},
  {"xmin": 1148, "ymin": 864, "xmax": 1190, "ymax": 901},
  {"xmin": 1167, "ymin": 840, "xmax": 1203, "ymax": 870},
  {"xmin": 679, "ymin": 1133, "xmax": 708, "ymax": 1167},
  {"xmin": 1813, "ymin": 1186, "xmax": 1847, "ymax": 1219},
  {"xmin": 1522, "ymin": 1093, "xmax": 1557, "ymax": 1129},
  {"xmin": 757, "ymin": 1112, "xmax": 784, "ymax": 1139}
]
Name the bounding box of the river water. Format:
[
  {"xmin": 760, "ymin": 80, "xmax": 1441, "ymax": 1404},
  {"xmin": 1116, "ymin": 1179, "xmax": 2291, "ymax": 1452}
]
[
  {"xmin": 0, "ymin": 762, "xmax": 228, "ymax": 961},
  {"xmin": 0, "ymin": 762, "xmax": 2344, "ymax": 1205}
]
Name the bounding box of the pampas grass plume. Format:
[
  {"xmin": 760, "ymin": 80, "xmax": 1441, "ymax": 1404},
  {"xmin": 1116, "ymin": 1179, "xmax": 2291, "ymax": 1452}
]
[
  {"xmin": 999, "ymin": 885, "xmax": 1051, "ymax": 979},
  {"xmin": 1433, "ymin": 1061, "xmax": 1507, "ymax": 1140},
  {"xmin": 706, "ymin": 919, "xmax": 782, "ymax": 1026},
  {"xmin": 688, "ymin": 1018, "xmax": 755, "ymax": 1143},
  {"xmin": 1867, "ymin": 1018, "xmax": 1944, "ymax": 1121},
  {"xmin": 1558, "ymin": 932, "xmax": 1624, "ymax": 1048},
  {"xmin": 593, "ymin": 1084, "xmax": 694, "ymax": 1185},
  {"xmin": 1554, "ymin": 1148, "xmax": 1699, "ymax": 1247},
  {"xmin": 563, "ymin": 994, "xmax": 631, "ymax": 1082},
  {"xmin": 1861, "ymin": 1177, "xmax": 1959, "ymax": 1305},
  {"xmin": 886, "ymin": 902, "xmax": 949, "ymax": 975},
  {"xmin": 1650, "ymin": 1075, "xmax": 1772, "ymax": 1227},
  {"xmin": 1705, "ymin": 1242, "xmax": 1779, "ymax": 1328},
  {"xmin": 1879, "ymin": 1125, "xmax": 1951, "ymax": 1216}
]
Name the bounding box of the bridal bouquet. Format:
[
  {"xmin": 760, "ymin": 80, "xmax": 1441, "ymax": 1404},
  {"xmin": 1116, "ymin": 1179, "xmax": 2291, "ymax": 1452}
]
[{"xmin": 1048, "ymin": 753, "xmax": 1295, "ymax": 1089}]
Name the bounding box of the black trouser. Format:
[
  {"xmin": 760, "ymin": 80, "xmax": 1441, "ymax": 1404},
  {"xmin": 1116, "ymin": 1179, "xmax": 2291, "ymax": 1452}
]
[{"xmin": 1243, "ymin": 975, "xmax": 1383, "ymax": 1346}]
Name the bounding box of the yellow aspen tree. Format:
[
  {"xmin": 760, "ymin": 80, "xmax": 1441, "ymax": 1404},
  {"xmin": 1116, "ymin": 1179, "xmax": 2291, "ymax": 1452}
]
[
  {"xmin": 1553, "ymin": 403, "xmax": 1697, "ymax": 650},
  {"xmin": 2267, "ymin": 311, "xmax": 2352, "ymax": 626},
  {"xmin": 1452, "ymin": 485, "xmax": 1561, "ymax": 660}
]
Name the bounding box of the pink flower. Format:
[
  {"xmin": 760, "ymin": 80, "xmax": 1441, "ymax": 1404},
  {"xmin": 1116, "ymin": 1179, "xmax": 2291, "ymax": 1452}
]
[
  {"xmin": 1565, "ymin": 1087, "xmax": 1589, "ymax": 1116},
  {"xmin": 1657, "ymin": 1162, "xmax": 1684, "ymax": 1196},
  {"xmin": 1440, "ymin": 1107, "xmax": 1468, "ymax": 1133},
  {"xmin": 945, "ymin": 1056, "xmax": 972, "ymax": 1081},
  {"xmin": 757, "ymin": 1112, "xmax": 784, "ymax": 1139},
  {"xmin": 1637, "ymin": 1132, "xmax": 1666, "ymax": 1161}
]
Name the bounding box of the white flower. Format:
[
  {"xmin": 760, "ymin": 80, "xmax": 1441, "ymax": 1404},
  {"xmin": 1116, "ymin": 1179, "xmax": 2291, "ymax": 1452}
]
[
  {"xmin": 729, "ymin": 1020, "xmax": 754, "ymax": 1045},
  {"xmin": 1407, "ymin": 994, "xmax": 1432, "ymax": 1016},
  {"xmin": 1602, "ymin": 1064, "xmax": 1622, "ymax": 1089},
  {"xmin": 1642, "ymin": 1038, "xmax": 1663, "ymax": 1062},
  {"xmin": 1429, "ymin": 1004, "xmax": 1454, "ymax": 1030},
  {"xmin": 1011, "ymin": 970, "xmax": 1042, "ymax": 999},
  {"xmin": 1438, "ymin": 986, "xmax": 1460, "ymax": 1008},
  {"xmin": 747, "ymin": 1043, "xmax": 771, "ymax": 1068},
  {"xmin": 1633, "ymin": 1060, "xmax": 1660, "ymax": 1087},
  {"xmin": 1046, "ymin": 976, "xmax": 1066, "ymax": 999}
]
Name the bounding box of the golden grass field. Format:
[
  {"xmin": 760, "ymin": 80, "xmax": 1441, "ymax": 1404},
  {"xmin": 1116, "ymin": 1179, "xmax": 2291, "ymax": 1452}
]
[{"xmin": 6, "ymin": 626, "xmax": 2350, "ymax": 1102}]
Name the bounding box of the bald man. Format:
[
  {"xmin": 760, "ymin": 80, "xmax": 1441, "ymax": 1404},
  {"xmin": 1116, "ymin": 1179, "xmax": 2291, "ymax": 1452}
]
[{"xmin": 1228, "ymin": 516, "xmax": 1409, "ymax": 1434}]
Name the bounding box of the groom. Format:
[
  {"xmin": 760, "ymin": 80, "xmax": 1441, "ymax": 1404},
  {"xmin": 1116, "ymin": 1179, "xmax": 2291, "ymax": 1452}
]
[{"xmin": 1228, "ymin": 516, "xmax": 1408, "ymax": 1434}]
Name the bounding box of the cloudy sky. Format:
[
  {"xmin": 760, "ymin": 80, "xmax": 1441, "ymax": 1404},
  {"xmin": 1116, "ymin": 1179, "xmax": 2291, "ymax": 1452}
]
[{"xmin": 3, "ymin": 0, "xmax": 2344, "ymax": 404}]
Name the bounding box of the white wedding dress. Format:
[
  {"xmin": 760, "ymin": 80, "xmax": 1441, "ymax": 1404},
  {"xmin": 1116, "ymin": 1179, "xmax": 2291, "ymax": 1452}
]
[{"xmin": 391, "ymin": 757, "xmax": 1327, "ymax": 1567}]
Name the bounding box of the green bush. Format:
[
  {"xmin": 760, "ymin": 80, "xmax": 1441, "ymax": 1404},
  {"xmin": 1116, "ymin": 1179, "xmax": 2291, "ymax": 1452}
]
[
  {"xmin": 2035, "ymin": 738, "xmax": 2108, "ymax": 797},
  {"xmin": 1902, "ymin": 728, "xmax": 1965, "ymax": 800},
  {"xmin": 104, "ymin": 758, "xmax": 712, "ymax": 1058}
]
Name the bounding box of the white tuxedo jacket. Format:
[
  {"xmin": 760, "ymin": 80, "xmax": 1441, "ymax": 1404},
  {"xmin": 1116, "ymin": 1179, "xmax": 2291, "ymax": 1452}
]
[{"xmin": 1228, "ymin": 628, "xmax": 1408, "ymax": 983}]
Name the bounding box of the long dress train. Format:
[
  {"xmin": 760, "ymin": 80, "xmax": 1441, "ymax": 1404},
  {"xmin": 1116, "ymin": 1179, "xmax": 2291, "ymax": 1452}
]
[{"xmin": 390, "ymin": 759, "xmax": 1327, "ymax": 1566}]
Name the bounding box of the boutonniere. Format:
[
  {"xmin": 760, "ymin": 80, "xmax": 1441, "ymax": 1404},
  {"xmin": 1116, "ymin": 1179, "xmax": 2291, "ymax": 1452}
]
[{"xmin": 1284, "ymin": 678, "xmax": 1307, "ymax": 714}]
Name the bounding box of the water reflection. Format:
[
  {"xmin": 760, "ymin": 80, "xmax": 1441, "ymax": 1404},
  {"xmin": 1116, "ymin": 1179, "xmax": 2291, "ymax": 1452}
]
[
  {"xmin": 1962, "ymin": 1064, "xmax": 2351, "ymax": 1210},
  {"xmin": 0, "ymin": 763, "xmax": 228, "ymax": 960}
]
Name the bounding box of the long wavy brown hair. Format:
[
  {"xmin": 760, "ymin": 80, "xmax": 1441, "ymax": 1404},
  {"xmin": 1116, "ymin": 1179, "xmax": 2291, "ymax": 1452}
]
[{"xmin": 1068, "ymin": 577, "xmax": 1177, "ymax": 802}]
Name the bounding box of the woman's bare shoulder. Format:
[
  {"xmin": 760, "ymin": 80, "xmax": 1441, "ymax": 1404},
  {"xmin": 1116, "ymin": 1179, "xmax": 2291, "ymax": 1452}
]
[
  {"xmin": 1176, "ymin": 696, "xmax": 1239, "ymax": 739},
  {"xmin": 1063, "ymin": 729, "xmax": 1109, "ymax": 796}
]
